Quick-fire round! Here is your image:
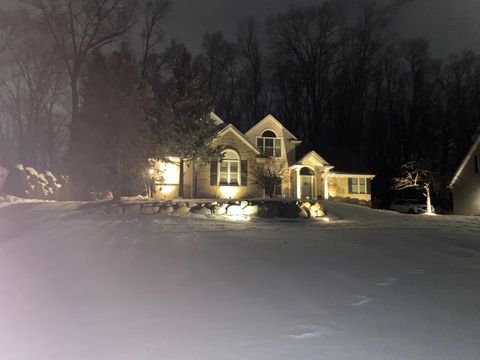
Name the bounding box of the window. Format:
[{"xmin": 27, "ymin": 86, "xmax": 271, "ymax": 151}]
[
  {"xmin": 219, "ymin": 150, "xmax": 240, "ymax": 185},
  {"xmin": 349, "ymin": 177, "xmax": 370, "ymax": 194},
  {"xmin": 256, "ymin": 130, "xmax": 282, "ymax": 157}
]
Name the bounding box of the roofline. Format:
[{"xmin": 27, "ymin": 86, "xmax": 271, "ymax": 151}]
[
  {"xmin": 296, "ymin": 150, "xmax": 331, "ymax": 167},
  {"xmin": 210, "ymin": 112, "xmax": 224, "ymax": 125},
  {"xmin": 449, "ymin": 133, "xmax": 480, "ymax": 188},
  {"xmin": 245, "ymin": 114, "xmax": 299, "ymax": 140},
  {"xmin": 330, "ymin": 172, "xmax": 376, "ymax": 178},
  {"xmin": 217, "ymin": 124, "xmax": 261, "ymax": 155}
]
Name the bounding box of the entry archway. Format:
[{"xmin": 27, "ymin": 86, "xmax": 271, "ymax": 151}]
[{"xmin": 299, "ymin": 167, "xmax": 315, "ymax": 199}]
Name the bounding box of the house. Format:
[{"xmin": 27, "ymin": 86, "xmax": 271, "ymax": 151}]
[
  {"xmin": 152, "ymin": 114, "xmax": 375, "ymax": 202},
  {"xmin": 449, "ymin": 133, "xmax": 480, "ymax": 215}
]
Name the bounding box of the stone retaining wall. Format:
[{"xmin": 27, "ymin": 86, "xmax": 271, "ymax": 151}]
[{"xmin": 86, "ymin": 199, "xmax": 326, "ymax": 220}]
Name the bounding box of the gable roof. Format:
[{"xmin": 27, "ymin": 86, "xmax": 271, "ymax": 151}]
[
  {"xmin": 295, "ymin": 150, "xmax": 331, "ymax": 167},
  {"xmin": 216, "ymin": 124, "xmax": 261, "ymax": 155},
  {"xmin": 244, "ymin": 114, "xmax": 300, "ymax": 141},
  {"xmin": 449, "ymin": 133, "xmax": 480, "ymax": 188}
]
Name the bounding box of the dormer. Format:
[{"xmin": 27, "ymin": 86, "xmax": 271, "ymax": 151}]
[{"xmin": 244, "ymin": 114, "xmax": 301, "ymax": 165}]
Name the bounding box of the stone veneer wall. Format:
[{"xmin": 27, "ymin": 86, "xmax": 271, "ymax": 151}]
[
  {"xmin": 328, "ymin": 175, "xmax": 372, "ymax": 202},
  {"xmin": 195, "ymin": 131, "xmax": 264, "ymax": 199}
]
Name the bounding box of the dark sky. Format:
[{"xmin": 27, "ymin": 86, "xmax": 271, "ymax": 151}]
[
  {"xmin": 2, "ymin": 0, "xmax": 480, "ymax": 57},
  {"xmin": 162, "ymin": 0, "xmax": 480, "ymax": 57}
]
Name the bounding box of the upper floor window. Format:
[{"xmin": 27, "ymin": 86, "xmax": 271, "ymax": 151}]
[
  {"xmin": 219, "ymin": 150, "xmax": 240, "ymax": 185},
  {"xmin": 256, "ymin": 130, "xmax": 281, "ymax": 157}
]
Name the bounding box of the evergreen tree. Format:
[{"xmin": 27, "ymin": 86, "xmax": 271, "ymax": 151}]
[
  {"xmin": 157, "ymin": 47, "xmax": 221, "ymax": 198},
  {"xmin": 72, "ymin": 44, "xmax": 152, "ymax": 199}
]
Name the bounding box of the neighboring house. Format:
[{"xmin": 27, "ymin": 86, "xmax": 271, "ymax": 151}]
[
  {"xmin": 449, "ymin": 133, "xmax": 480, "ymax": 215},
  {"xmin": 152, "ymin": 114, "xmax": 375, "ymax": 201}
]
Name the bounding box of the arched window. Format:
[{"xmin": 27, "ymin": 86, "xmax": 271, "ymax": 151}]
[
  {"xmin": 300, "ymin": 167, "xmax": 315, "ymax": 176},
  {"xmin": 219, "ymin": 150, "xmax": 240, "ymax": 185},
  {"xmin": 262, "ymin": 130, "xmax": 277, "ymax": 138},
  {"xmin": 256, "ymin": 130, "xmax": 281, "ymax": 157}
]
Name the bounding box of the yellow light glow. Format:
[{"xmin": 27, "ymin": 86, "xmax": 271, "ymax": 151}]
[
  {"xmin": 160, "ymin": 185, "xmax": 175, "ymax": 195},
  {"xmin": 148, "ymin": 168, "xmax": 155, "ymax": 176},
  {"xmin": 161, "ymin": 158, "xmax": 180, "ymax": 184},
  {"xmin": 220, "ymin": 186, "xmax": 239, "ymax": 199},
  {"xmin": 322, "ymin": 217, "xmax": 330, "ymax": 222}
]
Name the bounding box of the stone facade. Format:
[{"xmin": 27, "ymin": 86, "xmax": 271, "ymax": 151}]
[{"xmin": 193, "ymin": 130, "xmax": 264, "ymax": 199}]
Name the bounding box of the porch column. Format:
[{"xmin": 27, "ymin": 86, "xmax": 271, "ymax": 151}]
[
  {"xmin": 296, "ymin": 168, "xmax": 301, "ymax": 199},
  {"xmin": 323, "ymin": 170, "xmax": 329, "ymax": 200}
]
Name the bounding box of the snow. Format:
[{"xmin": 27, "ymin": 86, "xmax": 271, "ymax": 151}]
[
  {"xmin": 0, "ymin": 201, "xmax": 479, "ymax": 360},
  {"xmin": 0, "ymin": 195, "xmax": 55, "ymax": 208}
]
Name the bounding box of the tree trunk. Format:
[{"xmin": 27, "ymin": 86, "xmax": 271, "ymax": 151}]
[
  {"xmin": 179, "ymin": 158, "xmax": 184, "ymax": 198},
  {"xmin": 425, "ymin": 184, "xmax": 433, "ymax": 215},
  {"xmin": 69, "ymin": 68, "xmax": 80, "ymax": 155}
]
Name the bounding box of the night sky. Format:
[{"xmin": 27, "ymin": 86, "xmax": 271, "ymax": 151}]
[
  {"xmin": 161, "ymin": 0, "xmax": 480, "ymax": 56},
  {"xmin": 2, "ymin": 0, "xmax": 480, "ymax": 57}
]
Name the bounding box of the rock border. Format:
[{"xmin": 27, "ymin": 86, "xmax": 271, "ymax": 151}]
[{"xmin": 86, "ymin": 199, "xmax": 326, "ymax": 220}]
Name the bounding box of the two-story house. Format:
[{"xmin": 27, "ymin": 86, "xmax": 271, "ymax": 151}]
[{"xmin": 152, "ymin": 114, "xmax": 375, "ymax": 202}]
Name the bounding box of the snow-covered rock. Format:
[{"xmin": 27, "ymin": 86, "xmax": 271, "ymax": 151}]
[
  {"xmin": 191, "ymin": 206, "xmax": 212, "ymax": 215},
  {"xmin": 243, "ymin": 204, "xmax": 259, "ymax": 216},
  {"xmin": 123, "ymin": 203, "xmax": 141, "ymax": 215},
  {"xmin": 226, "ymin": 205, "xmax": 243, "ymax": 216},
  {"xmin": 159, "ymin": 205, "xmax": 174, "ymax": 214},
  {"xmin": 140, "ymin": 205, "xmax": 159, "ymax": 215}
]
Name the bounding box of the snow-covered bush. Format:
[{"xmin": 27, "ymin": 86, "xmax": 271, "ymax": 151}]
[
  {"xmin": 330, "ymin": 196, "xmax": 371, "ymax": 207},
  {"xmin": 3, "ymin": 164, "xmax": 73, "ymax": 200}
]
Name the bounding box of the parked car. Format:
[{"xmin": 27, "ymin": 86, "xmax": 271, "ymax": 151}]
[{"xmin": 390, "ymin": 199, "xmax": 434, "ymax": 214}]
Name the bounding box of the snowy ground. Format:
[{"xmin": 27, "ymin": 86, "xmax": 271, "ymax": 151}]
[{"xmin": 0, "ymin": 201, "xmax": 479, "ymax": 360}]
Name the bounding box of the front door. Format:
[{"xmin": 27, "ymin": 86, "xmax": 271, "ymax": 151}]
[{"xmin": 300, "ymin": 175, "xmax": 313, "ymax": 199}]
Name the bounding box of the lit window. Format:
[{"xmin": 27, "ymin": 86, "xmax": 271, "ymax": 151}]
[
  {"xmin": 219, "ymin": 150, "xmax": 240, "ymax": 185},
  {"xmin": 351, "ymin": 178, "xmax": 359, "ymax": 193},
  {"xmin": 256, "ymin": 130, "xmax": 281, "ymax": 157},
  {"xmin": 349, "ymin": 177, "xmax": 369, "ymax": 194}
]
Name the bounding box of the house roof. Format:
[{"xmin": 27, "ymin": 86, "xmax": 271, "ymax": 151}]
[
  {"xmin": 244, "ymin": 114, "xmax": 300, "ymax": 141},
  {"xmin": 210, "ymin": 112, "xmax": 224, "ymax": 125},
  {"xmin": 216, "ymin": 124, "xmax": 261, "ymax": 155},
  {"xmin": 449, "ymin": 132, "xmax": 480, "ymax": 188},
  {"xmin": 294, "ymin": 150, "xmax": 331, "ymax": 167}
]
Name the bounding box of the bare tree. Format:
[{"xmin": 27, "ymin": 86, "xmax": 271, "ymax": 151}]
[
  {"xmin": 267, "ymin": 3, "xmax": 345, "ymax": 146},
  {"xmin": 250, "ymin": 158, "xmax": 288, "ymax": 198},
  {"xmin": 195, "ymin": 31, "xmax": 239, "ymax": 122},
  {"xmin": 140, "ymin": 0, "xmax": 170, "ymax": 80},
  {"xmin": 237, "ymin": 17, "xmax": 270, "ymax": 126},
  {"xmin": 20, "ymin": 0, "xmax": 137, "ymax": 152},
  {"xmin": 392, "ymin": 161, "xmax": 434, "ymax": 214},
  {"xmin": 0, "ymin": 9, "xmax": 67, "ymax": 168}
]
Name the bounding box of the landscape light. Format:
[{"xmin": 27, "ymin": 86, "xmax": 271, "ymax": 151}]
[
  {"xmin": 220, "ymin": 186, "xmax": 238, "ymax": 199},
  {"xmin": 160, "ymin": 185, "xmax": 175, "ymax": 195}
]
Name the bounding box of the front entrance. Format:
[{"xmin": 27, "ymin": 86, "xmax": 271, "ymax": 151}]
[
  {"xmin": 301, "ymin": 176, "xmax": 314, "ymax": 198},
  {"xmin": 299, "ymin": 167, "xmax": 315, "ymax": 199}
]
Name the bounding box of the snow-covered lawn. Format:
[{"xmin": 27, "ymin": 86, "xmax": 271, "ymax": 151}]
[{"xmin": 0, "ymin": 201, "xmax": 479, "ymax": 360}]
